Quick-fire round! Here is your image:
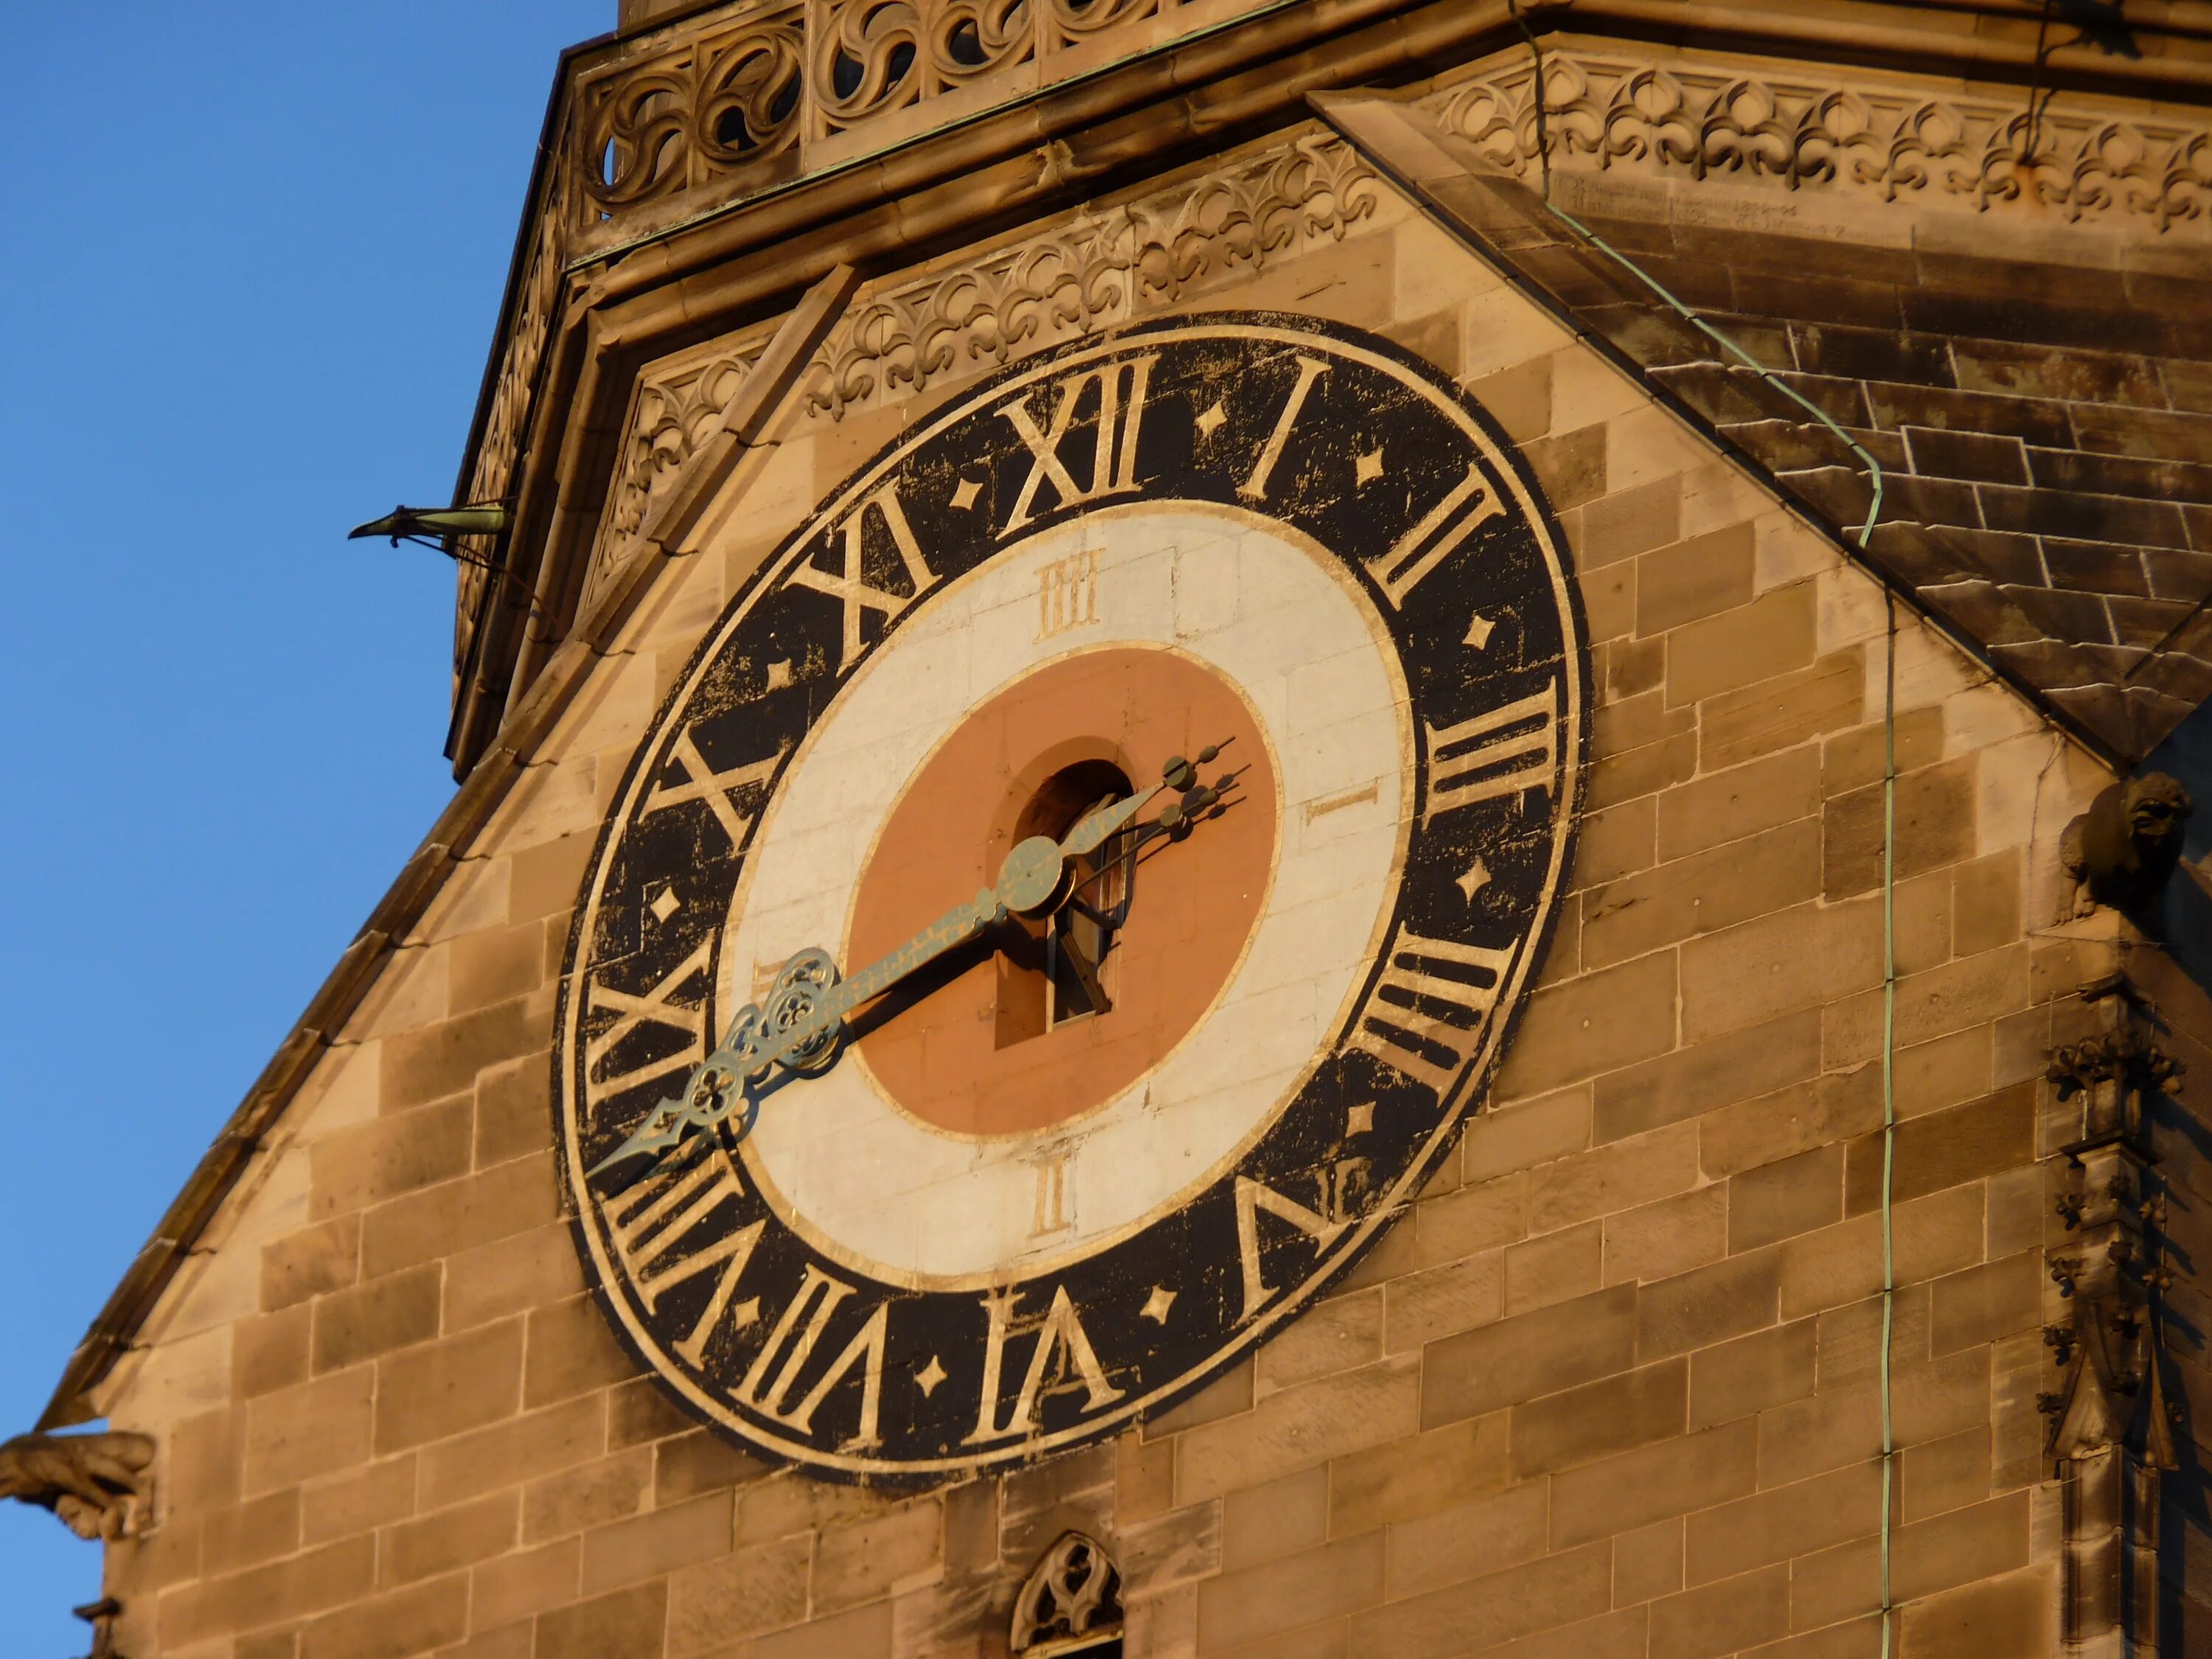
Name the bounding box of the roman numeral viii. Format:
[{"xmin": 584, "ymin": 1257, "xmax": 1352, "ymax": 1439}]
[
  {"xmin": 999, "ymin": 355, "xmax": 1157, "ymax": 533},
  {"xmin": 605, "ymin": 1139, "xmax": 763, "ymax": 1366},
  {"xmin": 1351, "ymin": 929, "xmax": 1520, "ymax": 1098}
]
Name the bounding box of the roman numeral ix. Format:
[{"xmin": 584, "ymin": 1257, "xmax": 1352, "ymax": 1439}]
[{"xmin": 641, "ymin": 725, "xmax": 783, "ymax": 853}]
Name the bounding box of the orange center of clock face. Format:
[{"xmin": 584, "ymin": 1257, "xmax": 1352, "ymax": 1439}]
[{"xmin": 845, "ymin": 646, "xmax": 1278, "ymax": 1139}]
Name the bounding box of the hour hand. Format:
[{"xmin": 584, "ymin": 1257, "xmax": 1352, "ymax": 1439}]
[{"xmin": 588, "ymin": 1053, "xmax": 752, "ymax": 1177}]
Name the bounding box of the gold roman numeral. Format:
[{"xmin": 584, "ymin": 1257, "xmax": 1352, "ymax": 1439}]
[
  {"xmin": 733, "ymin": 1265, "xmax": 890, "ymax": 1450},
  {"xmin": 999, "ymin": 355, "xmax": 1157, "ymax": 532},
  {"xmin": 1425, "ymin": 681, "xmax": 1559, "ymax": 826},
  {"xmin": 641, "ymin": 725, "xmax": 782, "ymax": 853},
  {"xmin": 605, "ymin": 1140, "xmax": 766, "ymax": 1369},
  {"xmin": 1233, "ymin": 1174, "xmax": 1352, "ymax": 1322},
  {"xmin": 965, "ymin": 1285, "xmax": 1124, "ymax": 1444},
  {"xmin": 586, "ymin": 939, "xmax": 712, "ymax": 1115},
  {"xmin": 1350, "ymin": 929, "xmax": 1520, "ymax": 1098},
  {"xmin": 1238, "ymin": 355, "xmax": 1330, "ymax": 501},
  {"xmin": 786, "ymin": 481, "xmax": 940, "ymax": 671},
  {"xmin": 1368, "ymin": 462, "xmax": 1504, "ymax": 607},
  {"xmin": 1036, "ymin": 548, "xmax": 1099, "ymax": 639}
]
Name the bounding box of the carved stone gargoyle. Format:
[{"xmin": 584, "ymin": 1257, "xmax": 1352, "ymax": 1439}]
[
  {"xmin": 2062, "ymin": 773, "xmax": 2193, "ymax": 917},
  {"xmin": 0, "ymin": 1430, "xmax": 153, "ymax": 1540}
]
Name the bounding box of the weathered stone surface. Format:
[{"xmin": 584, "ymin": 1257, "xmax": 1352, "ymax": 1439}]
[{"xmin": 72, "ymin": 29, "xmax": 2185, "ymax": 1655}]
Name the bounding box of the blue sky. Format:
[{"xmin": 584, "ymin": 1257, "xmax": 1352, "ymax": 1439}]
[{"xmin": 0, "ymin": 4, "xmax": 605, "ymax": 1644}]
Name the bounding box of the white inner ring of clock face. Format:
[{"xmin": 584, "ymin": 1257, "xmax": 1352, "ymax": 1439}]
[{"xmin": 720, "ymin": 504, "xmax": 1410, "ymax": 1289}]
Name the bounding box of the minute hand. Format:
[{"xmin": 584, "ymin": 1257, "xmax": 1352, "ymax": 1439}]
[
  {"xmin": 768, "ymin": 885, "xmax": 1006, "ymax": 1064},
  {"xmin": 587, "ymin": 886, "xmax": 1009, "ymax": 1176},
  {"xmin": 590, "ymin": 793, "xmax": 1164, "ymax": 1176}
]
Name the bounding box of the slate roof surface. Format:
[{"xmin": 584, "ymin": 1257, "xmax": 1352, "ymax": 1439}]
[{"xmin": 1385, "ymin": 132, "xmax": 2212, "ymax": 765}]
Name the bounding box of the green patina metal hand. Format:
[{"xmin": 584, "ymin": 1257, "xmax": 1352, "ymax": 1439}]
[{"xmin": 587, "ymin": 782, "xmax": 1167, "ymax": 1178}]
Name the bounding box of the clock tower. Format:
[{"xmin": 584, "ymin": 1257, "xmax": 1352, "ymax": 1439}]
[{"xmin": 29, "ymin": 4, "xmax": 2212, "ymax": 1656}]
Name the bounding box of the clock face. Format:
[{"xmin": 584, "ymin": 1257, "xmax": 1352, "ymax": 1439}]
[{"xmin": 556, "ymin": 312, "xmax": 1586, "ymax": 1479}]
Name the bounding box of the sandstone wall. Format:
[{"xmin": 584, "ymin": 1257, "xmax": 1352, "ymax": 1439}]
[{"xmin": 97, "ymin": 114, "xmax": 2132, "ymax": 1659}]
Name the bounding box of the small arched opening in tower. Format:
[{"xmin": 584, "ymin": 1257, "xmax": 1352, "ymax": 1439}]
[{"xmin": 1011, "ymin": 1530, "xmax": 1124, "ymax": 1658}]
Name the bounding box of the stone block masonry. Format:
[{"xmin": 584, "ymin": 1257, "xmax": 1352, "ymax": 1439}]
[{"xmin": 78, "ymin": 56, "xmax": 2198, "ymax": 1659}]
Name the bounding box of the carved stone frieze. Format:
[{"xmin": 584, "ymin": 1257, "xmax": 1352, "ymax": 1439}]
[
  {"xmin": 582, "ymin": 333, "xmax": 776, "ymax": 617},
  {"xmin": 579, "ymin": 3, "xmax": 805, "ymax": 215},
  {"xmin": 453, "ymin": 200, "xmax": 572, "ymax": 683},
  {"xmin": 799, "ymin": 133, "xmax": 1380, "ymax": 420},
  {"xmin": 807, "ymin": 0, "xmax": 1196, "ymax": 139},
  {"xmin": 1423, "ymin": 49, "xmax": 2212, "ymax": 234}
]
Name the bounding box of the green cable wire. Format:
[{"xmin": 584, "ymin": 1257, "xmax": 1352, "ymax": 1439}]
[{"xmin": 1528, "ymin": 198, "xmax": 1897, "ymax": 1646}]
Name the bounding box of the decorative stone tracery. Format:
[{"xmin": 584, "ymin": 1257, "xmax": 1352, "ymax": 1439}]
[
  {"xmin": 1424, "ymin": 49, "xmax": 2212, "ymax": 234},
  {"xmin": 1011, "ymin": 1531, "xmax": 1124, "ymax": 1656},
  {"xmin": 2042, "ymin": 975, "xmax": 2184, "ymax": 1654},
  {"xmin": 798, "ymin": 133, "xmax": 1380, "ymax": 420}
]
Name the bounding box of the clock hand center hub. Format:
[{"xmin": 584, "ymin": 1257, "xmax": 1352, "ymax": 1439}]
[{"xmin": 995, "ymin": 835, "xmax": 1068, "ymax": 917}]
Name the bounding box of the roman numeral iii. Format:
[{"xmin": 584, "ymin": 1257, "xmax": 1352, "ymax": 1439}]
[{"xmin": 1425, "ymin": 681, "xmax": 1560, "ymax": 826}]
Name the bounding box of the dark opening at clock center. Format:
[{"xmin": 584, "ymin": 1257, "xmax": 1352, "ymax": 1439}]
[{"xmin": 845, "ymin": 646, "xmax": 1278, "ymax": 1139}]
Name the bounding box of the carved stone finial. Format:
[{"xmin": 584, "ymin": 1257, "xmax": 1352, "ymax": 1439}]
[
  {"xmin": 1010, "ymin": 1531, "xmax": 1123, "ymax": 1655},
  {"xmin": 2061, "ymin": 773, "xmax": 2193, "ymax": 916},
  {"xmin": 0, "ymin": 1430, "xmax": 154, "ymax": 1540}
]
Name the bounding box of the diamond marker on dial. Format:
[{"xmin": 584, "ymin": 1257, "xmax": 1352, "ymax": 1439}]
[
  {"xmin": 1455, "ymin": 858, "xmax": 1492, "ymax": 902},
  {"xmin": 1141, "ymin": 1287, "xmax": 1177, "ymax": 1324}
]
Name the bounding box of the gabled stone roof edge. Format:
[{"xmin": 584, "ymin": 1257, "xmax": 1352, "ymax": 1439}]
[
  {"xmin": 38, "ymin": 275, "xmax": 858, "ymax": 1430},
  {"xmin": 1310, "ymin": 88, "xmax": 2140, "ymax": 776}
]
